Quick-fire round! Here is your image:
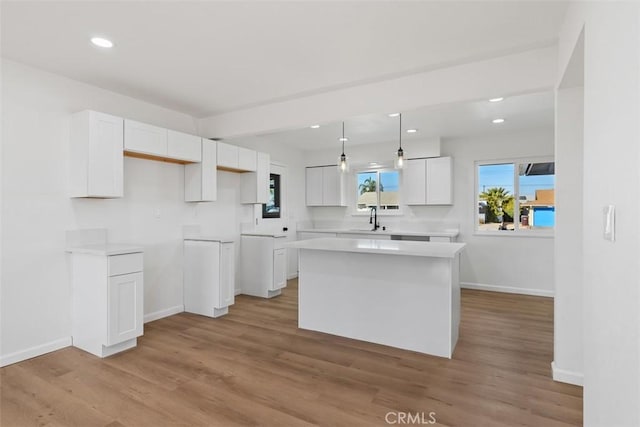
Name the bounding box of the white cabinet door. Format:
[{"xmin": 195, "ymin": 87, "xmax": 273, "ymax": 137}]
[
  {"xmin": 240, "ymin": 152, "xmax": 270, "ymax": 204},
  {"xmin": 167, "ymin": 130, "xmax": 202, "ymax": 162},
  {"xmin": 185, "ymin": 139, "xmax": 217, "ymax": 202},
  {"xmin": 272, "ymin": 248, "xmax": 287, "ymax": 290},
  {"xmin": 219, "ymin": 242, "xmax": 235, "ymax": 308},
  {"xmin": 305, "ymin": 167, "xmax": 324, "ymax": 206},
  {"xmin": 184, "ymin": 240, "xmax": 221, "ymax": 316},
  {"xmin": 217, "ymin": 142, "xmax": 239, "ymax": 169},
  {"xmin": 238, "ymin": 147, "xmax": 257, "ymax": 172},
  {"xmin": 70, "ymin": 110, "xmax": 124, "ymax": 198},
  {"xmin": 322, "ymin": 166, "xmax": 342, "ymax": 206},
  {"xmin": 426, "ymin": 157, "xmax": 452, "ymax": 205},
  {"xmin": 124, "ymin": 119, "xmax": 167, "ymax": 156},
  {"xmin": 107, "ymin": 272, "xmax": 143, "ymax": 346},
  {"xmin": 404, "ymin": 159, "xmax": 427, "ymax": 205}
]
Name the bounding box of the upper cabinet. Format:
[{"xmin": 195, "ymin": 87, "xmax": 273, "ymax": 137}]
[
  {"xmin": 305, "ymin": 165, "xmax": 346, "ymax": 206},
  {"xmin": 217, "ymin": 142, "xmax": 257, "ymax": 172},
  {"xmin": 124, "ymin": 119, "xmax": 167, "ymax": 158},
  {"xmin": 240, "ymin": 152, "xmax": 270, "ymax": 204},
  {"xmin": 167, "ymin": 130, "xmax": 202, "ymax": 163},
  {"xmin": 70, "ymin": 110, "xmax": 124, "ymax": 198},
  {"xmin": 404, "ymin": 157, "xmax": 453, "ymax": 205},
  {"xmin": 124, "ymin": 120, "xmax": 202, "ymax": 163},
  {"xmin": 185, "ymin": 139, "xmax": 217, "ymax": 202}
]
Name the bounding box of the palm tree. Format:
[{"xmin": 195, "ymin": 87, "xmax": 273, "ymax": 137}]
[
  {"xmin": 479, "ymin": 187, "xmax": 512, "ymax": 222},
  {"xmin": 358, "ymin": 177, "xmax": 383, "ymax": 194}
]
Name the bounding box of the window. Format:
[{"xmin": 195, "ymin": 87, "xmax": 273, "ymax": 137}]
[
  {"xmin": 476, "ymin": 159, "xmax": 555, "ymax": 233},
  {"xmin": 262, "ymin": 173, "xmax": 281, "ymax": 218},
  {"xmin": 356, "ymin": 169, "xmax": 400, "ymax": 213}
]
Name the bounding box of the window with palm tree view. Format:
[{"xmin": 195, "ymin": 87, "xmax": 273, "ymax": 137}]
[
  {"xmin": 477, "ymin": 160, "xmax": 555, "ymax": 232},
  {"xmin": 356, "ymin": 170, "xmax": 400, "ymax": 212}
]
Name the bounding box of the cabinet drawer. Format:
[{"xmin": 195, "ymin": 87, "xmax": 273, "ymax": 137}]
[
  {"xmin": 273, "ymin": 237, "xmax": 286, "ymax": 250},
  {"xmin": 108, "ymin": 253, "xmax": 143, "ymax": 276}
]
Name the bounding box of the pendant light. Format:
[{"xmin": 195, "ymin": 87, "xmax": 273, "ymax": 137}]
[
  {"xmin": 395, "ymin": 113, "xmax": 405, "ymax": 169},
  {"xmin": 338, "ymin": 121, "xmax": 349, "ymax": 173}
]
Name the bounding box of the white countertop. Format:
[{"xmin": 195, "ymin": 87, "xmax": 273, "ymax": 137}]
[
  {"xmin": 66, "ymin": 243, "xmax": 143, "ymax": 256},
  {"xmin": 184, "ymin": 235, "xmax": 234, "ymax": 243},
  {"xmin": 297, "ymin": 228, "xmax": 459, "ymax": 238},
  {"xmin": 286, "ymin": 237, "xmax": 465, "ymax": 258},
  {"xmin": 241, "ymin": 232, "xmax": 287, "ymax": 238}
]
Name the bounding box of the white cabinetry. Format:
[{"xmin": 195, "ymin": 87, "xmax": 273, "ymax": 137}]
[
  {"xmin": 305, "ymin": 166, "xmax": 346, "ymax": 206},
  {"xmin": 241, "ymin": 152, "xmax": 270, "ymax": 204},
  {"xmin": 240, "ymin": 235, "xmax": 287, "ymax": 298},
  {"xmin": 404, "ymin": 157, "xmax": 453, "ymax": 205},
  {"xmin": 124, "ymin": 119, "xmax": 167, "ymax": 157},
  {"xmin": 217, "ymin": 143, "xmax": 258, "ymax": 172},
  {"xmin": 185, "ymin": 139, "xmax": 217, "ymax": 202},
  {"xmin": 68, "ymin": 249, "xmax": 144, "ymax": 358},
  {"xmin": 168, "ymin": 130, "xmax": 202, "ymax": 162},
  {"xmin": 70, "ymin": 110, "xmax": 124, "ymax": 198},
  {"xmin": 183, "ymin": 239, "xmax": 235, "ymax": 318},
  {"xmin": 124, "ymin": 119, "xmax": 202, "ymax": 163}
]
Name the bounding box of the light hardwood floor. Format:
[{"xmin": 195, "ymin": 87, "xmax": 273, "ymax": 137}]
[{"xmin": 1, "ymin": 279, "xmax": 582, "ymax": 426}]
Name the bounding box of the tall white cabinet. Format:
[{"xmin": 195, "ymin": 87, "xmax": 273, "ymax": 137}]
[
  {"xmin": 70, "ymin": 110, "xmax": 124, "ymax": 198},
  {"xmin": 183, "ymin": 238, "xmax": 235, "ymax": 318},
  {"xmin": 67, "ymin": 245, "xmax": 144, "ymax": 358},
  {"xmin": 404, "ymin": 157, "xmax": 453, "ymax": 205},
  {"xmin": 239, "ymin": 234, "xmax": 287, "ymax": 298},
  {"xmin": 305, "ymin": 165, "xmax": 346, "ymax": 206}
]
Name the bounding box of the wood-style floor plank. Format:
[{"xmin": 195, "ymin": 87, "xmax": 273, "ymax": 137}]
[{"xmin": 1, "ymin": 279, "xmax": 582, "ymax": 426}]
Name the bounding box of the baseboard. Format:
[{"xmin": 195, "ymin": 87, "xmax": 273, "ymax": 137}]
[
  {"xmin": 234, "ymin": 289, "xmax": 242, "ymax": 296},
  {"xmin": 460, "ymin": 282, "xmax": 554, "ymax": 298},
  {"xmin": 144, "ymin": 305, "xmax": 184, "ymax": 323},
  {"xmin": 0, "ymin": 337, "xmax": 72, "ymax": 367},
  {"xmin": 287, "ymin": 273, "xmax": 298, "ymax": 280},
  {"xmin": 551, "ymin": 361, "xmax": 584, "ymax": 386}
]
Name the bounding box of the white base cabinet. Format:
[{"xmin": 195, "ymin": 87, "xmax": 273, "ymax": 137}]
[
  {"xmin": 240, "ymin": 235, "xmax": 287, "ymax": 298},
  {"xmin": 183, "ymin": 239, "xmax": 235, "ymax": 317},
  {"xmin": 69, "ymin": 251, "xmax": 144, "ymax": 358}
]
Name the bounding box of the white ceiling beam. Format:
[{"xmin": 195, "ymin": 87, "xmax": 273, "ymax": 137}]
[{"xmin": 198, "ymin": 46, "xmax": 557, "ymax": 140}]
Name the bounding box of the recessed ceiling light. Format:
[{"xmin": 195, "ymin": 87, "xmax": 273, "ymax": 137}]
[
  {"xmin": 91, "ymin": 37, "xmax": 114, "ymax": 48},
  {"xmin": 388, "ymin": 113, "xmax": 400, "ymax": 117},
  {"xmin": 339, "ymin": 137, "xmax": 349, "ymax": 142},
  {"xmin": 369, "ymin": 162, "xmax": 379, "ymax": 166},
  {"xmin": 492, "ymin": 118, "xmax": 505, "ymax": 124},
  {"xmin": 489, "ymin": 97, "xmax": 504, "ymax": 103},
  {"xmin": 406, "ymin": 129, "xmax": 417, "ymax": 133},
  {"xmin": 310, "ymin": 124, "xmax": 320, "ymax": 129}
]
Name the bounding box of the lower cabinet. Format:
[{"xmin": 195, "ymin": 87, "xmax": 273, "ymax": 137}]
[
  {"xmin": 240, "ymin": 235, "xmax": 287, "ymax": 298},
  {"xmin": 69, "ymin": 251, "xmax": 144, "ymax": 358},
  {"xmin": 183, "ymin": 239, "xmax": 235, "ymax": 318}
]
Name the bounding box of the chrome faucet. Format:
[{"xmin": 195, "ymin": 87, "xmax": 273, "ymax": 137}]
[{"xmin": 369, "ymin": 206, "xmax": 380, "ymax": 231}]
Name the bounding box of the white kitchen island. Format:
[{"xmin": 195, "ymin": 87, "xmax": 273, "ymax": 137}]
[{"xmin": 287, "ymin": 237, "xmax": 466, "ymax": 358}]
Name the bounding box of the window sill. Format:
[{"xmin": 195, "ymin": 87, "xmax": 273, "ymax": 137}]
[{"xmin": 473, "ymin": 230, "xmax": 554, "ymax": 239}]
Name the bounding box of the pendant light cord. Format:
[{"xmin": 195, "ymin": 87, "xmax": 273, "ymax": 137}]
[
  {"xmin": 399, "ymin": 113, "xmax": 402, "ymax": 150},
  {"xmin": 342, "ymin": 122, "xmax": 345, "ymax": 155}
]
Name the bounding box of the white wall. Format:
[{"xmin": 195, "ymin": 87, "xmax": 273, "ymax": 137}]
[
  {"xmin": 0, "ymin": 59, "xmax": 248, "ymax": 364},
  {"xmin": 557, "ymin": 3, "xmax": 640, "ymax": 425},
  {"xmin": 303, "ymin": 128, "xmax": 555, "ymax": 296}
]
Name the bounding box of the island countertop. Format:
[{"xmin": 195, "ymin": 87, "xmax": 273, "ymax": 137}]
[
  {"xmin": 286, "ymin": 237, "xmax": 465, "ymax": 258},
  {"xmin": 66, "ymin": 243, "xmax": 143, "ymax": 256}
]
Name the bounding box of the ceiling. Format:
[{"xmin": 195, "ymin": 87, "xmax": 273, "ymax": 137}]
[
  {"xmin": 1, "ymin": 1, "xmax": 567, "ymax": 118},
  {"xmin": 228, "ymin": 91, "xmax": 554, "ymax": 150}
]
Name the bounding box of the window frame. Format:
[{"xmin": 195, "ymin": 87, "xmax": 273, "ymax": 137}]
[
  {"xmin": 474, "ymin": 156, "xmax": 555, "ymax": 237},
  {"xmin": 352, "ymin": 168, "xmax": 403, "ymax": 216}
]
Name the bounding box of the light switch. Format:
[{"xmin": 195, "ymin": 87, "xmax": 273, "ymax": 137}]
[{"xmin": 603, "ymin": 205, "xmax": 615, "ymax": 241}]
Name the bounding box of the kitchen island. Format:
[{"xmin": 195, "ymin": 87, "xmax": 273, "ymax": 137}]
[{"xmin": 287, "ymin": 237, "xmax": 466, "ymax": 358}]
